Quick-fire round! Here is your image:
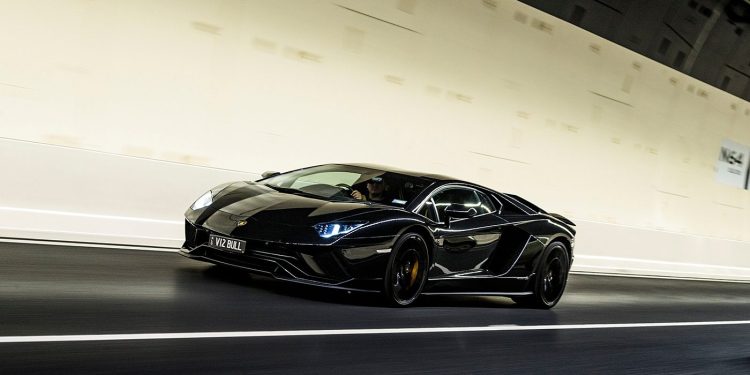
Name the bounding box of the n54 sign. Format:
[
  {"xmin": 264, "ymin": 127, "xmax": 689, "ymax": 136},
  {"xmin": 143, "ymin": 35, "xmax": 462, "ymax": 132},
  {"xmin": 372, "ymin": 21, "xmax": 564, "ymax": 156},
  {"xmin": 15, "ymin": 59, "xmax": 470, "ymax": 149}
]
[{"xmin": 716, "ymin": 139, "xmax": 750, "ymax": 189}]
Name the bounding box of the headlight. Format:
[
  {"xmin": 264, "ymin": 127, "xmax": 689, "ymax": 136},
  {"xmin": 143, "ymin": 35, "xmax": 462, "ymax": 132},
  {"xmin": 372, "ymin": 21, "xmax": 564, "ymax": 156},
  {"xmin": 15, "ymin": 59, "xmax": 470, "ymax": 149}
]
[
  {"xmin": 191, "ymin": 191, "xmax": 213, "ymax": 210},
  {"xmin": 314, "ymin": 222, "xmax": 366, "ymax": 238}
]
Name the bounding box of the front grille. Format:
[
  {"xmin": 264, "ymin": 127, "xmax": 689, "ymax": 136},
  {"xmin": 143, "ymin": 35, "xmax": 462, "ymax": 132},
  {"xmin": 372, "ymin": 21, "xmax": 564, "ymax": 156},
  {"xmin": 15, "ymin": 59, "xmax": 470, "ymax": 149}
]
[
  {"xmin": 204, "ymin": 248, "xmax": 279, "ymax": 274},
  {"xmin": 200, "ymin": 247, "xmax": 345, "ymax": 283},
  {"xmin": 184, "ymin": 220, "xmax": 209, "ymax": 249},
  {"xmin": 185, "ymin": 221, "xmax": 350, "ymax": 282},
  {"xmin": 309, "ymin": 252, "xmax": 348, "ymax": 279}
]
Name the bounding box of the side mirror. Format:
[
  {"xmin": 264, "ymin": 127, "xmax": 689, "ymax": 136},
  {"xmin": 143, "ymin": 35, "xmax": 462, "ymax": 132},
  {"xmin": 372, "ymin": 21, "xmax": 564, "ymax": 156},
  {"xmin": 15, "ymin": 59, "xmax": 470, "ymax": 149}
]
[
  {"xmin": 444, "ymin": 204, "xmax": 477, "ymax": 224},
  {"xmin": 261, "ymin": 171, "xmax": 280, "ymax": 179}
]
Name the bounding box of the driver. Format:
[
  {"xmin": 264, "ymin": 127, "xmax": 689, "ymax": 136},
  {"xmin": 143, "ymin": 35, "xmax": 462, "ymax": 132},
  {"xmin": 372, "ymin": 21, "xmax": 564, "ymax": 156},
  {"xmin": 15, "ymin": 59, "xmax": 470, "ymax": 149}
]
[{"xmin": 351, "ymin": 176, "xmax": 391, "ymax": 203}]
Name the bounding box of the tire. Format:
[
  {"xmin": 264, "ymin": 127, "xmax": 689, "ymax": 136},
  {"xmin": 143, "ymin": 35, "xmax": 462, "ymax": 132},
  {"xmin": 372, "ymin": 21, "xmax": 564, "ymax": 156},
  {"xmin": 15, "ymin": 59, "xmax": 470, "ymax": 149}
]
[
  {"xmin": 515, "ymin": 241, "xmax": 570, "ymax": 309},
  {"xmin": 382, "ymin": 233, "xmax": 430, "ymax": 307}
]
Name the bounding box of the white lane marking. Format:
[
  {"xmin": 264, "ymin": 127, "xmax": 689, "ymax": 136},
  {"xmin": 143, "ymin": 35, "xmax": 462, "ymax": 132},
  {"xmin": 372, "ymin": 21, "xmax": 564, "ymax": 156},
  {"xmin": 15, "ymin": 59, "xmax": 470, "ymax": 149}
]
[
  {"xmin": 3, "ymin": 321, "xmax": 750, "ymax": 343},
  {"xmin": 0, "ymin": 238, "xmax": 178, "ymax": 252}
]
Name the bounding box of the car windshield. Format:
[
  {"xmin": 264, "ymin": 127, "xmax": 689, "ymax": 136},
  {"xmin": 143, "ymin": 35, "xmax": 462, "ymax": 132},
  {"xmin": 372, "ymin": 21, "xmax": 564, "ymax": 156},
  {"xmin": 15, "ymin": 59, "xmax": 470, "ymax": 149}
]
[{"xmin": 260, "ymin": 164, "xmax": 432, "ymax": 208}]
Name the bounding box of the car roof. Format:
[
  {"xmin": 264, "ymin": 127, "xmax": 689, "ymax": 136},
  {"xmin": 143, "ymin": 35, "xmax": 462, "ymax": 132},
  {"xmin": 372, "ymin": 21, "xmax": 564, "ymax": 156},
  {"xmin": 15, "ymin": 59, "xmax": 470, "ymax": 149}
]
[{"xmin": 340, "ymin": 163, "xmax": 458, "ymax": 181}]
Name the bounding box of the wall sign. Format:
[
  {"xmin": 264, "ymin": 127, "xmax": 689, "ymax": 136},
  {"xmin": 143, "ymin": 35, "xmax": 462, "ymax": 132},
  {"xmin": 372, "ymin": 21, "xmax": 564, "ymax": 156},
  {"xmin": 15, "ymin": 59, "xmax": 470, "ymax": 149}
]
[{"xmin": 716, "ymin": 139, "xmax": 750, "ymax": 189}]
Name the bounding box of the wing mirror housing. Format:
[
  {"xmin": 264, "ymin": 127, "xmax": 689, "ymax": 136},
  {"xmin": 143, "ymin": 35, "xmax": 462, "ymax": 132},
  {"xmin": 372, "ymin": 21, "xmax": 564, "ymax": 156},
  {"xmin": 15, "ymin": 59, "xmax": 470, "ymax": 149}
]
[
  {"xmin": 261, "ymin": 171, "xmax": 280, "ymax": 179},
  {"xmin": 444, "ymin": 204, "xmax": 477, "ymax": 225}
]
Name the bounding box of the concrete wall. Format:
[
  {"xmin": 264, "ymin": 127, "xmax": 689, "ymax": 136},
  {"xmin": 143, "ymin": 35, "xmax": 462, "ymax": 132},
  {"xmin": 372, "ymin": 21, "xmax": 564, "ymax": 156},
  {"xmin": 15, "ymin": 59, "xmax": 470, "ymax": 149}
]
[{"xmin": 1, "ymin": 0, "xmax": 749, "ymax": 280}]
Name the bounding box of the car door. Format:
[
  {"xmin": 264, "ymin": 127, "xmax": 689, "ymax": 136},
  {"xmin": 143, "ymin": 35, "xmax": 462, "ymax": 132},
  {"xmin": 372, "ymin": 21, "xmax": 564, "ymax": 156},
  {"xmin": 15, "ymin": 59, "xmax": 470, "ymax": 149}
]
[{"xmin": 423, "ymin": 186, "xmax": 508, "ymax": 277}]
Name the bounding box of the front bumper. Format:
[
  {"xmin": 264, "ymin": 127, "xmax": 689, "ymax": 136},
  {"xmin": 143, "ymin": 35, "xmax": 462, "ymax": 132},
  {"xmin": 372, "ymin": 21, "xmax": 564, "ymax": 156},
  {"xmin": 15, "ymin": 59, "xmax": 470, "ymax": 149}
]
[{"xmin": 181, "ymin": 220, "xmax": 389, "ymax": 292}]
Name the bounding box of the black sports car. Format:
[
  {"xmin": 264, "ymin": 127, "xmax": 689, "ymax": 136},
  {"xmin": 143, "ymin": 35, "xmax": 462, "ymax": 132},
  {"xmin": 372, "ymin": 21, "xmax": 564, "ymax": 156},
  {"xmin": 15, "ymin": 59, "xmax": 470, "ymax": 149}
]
[{"xmin": 180, "ymin": 163, "xmax": 575, "ymax": 308}]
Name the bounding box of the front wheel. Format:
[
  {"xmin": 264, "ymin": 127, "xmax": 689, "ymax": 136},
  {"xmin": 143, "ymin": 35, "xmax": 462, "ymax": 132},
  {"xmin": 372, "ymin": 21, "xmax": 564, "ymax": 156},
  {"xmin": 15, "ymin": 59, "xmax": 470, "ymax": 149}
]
[
  {"xmin": 515, "ymin": 241, "xmax": 570, "ymax": 309},
  {"xmin": 382, "ymin": 233, "xmax": 429, "ymax": 307}
]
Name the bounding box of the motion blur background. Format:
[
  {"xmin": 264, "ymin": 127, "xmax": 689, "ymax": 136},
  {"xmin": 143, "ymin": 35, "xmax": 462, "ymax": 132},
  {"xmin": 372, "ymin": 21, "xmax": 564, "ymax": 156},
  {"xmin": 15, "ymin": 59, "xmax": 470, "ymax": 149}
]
[{"xmin": 1, "ymin": 0, "xmax": 748, "ymax": 279}]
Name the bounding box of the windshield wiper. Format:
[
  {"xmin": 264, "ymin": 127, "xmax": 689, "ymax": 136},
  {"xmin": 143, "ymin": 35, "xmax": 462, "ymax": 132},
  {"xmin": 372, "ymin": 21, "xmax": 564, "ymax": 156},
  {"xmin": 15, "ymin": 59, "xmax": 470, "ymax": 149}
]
[
  {"xmin": 263, "ymin": 184, "xmax": 302, "ymax": 194},
  {"xmin": 263, "ymin": 184, "xmax": 322, "ymax": 199}
]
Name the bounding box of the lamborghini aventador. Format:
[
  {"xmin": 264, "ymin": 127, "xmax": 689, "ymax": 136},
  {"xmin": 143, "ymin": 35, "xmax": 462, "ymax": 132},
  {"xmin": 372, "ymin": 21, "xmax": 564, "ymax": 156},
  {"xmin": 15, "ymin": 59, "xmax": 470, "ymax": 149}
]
[{"xmin": 180, "ymin": 163, "xmax": 576, "ymax": 308}]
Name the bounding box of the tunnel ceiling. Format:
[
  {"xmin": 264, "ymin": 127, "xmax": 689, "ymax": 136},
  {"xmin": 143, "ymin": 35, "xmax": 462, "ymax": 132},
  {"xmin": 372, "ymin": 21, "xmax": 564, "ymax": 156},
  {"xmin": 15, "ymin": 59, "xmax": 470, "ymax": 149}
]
[{"xmin": 519, "ymin": 0, "xmax": 750, "ymax": 102}]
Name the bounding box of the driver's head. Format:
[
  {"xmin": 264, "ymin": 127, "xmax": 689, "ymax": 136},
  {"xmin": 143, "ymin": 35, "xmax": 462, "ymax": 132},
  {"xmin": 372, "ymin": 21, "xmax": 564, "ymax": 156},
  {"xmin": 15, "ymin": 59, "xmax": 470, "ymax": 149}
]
[{"xmin": 367, "ymin": 176, "xmax": 386, "ymax": 195}]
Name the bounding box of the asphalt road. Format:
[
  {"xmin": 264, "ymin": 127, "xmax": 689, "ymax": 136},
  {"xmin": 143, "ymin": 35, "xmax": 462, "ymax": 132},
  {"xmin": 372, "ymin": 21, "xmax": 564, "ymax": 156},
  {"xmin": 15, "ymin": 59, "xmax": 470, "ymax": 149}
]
[{"xmin": 1, "ymin": 241, "xmax": 749, "ymax": 374}]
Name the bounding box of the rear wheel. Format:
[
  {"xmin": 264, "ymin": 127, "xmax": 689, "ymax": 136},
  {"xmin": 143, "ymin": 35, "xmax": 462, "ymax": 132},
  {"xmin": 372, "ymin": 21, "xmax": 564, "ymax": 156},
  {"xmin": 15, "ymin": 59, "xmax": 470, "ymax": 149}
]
[
  {"xmin": 382, "ymin": 233, "xmax": 429, "ymax": 307},
  {"xmin": 515, "ymin": 241, "xmax": 569, "ymax": 309}
]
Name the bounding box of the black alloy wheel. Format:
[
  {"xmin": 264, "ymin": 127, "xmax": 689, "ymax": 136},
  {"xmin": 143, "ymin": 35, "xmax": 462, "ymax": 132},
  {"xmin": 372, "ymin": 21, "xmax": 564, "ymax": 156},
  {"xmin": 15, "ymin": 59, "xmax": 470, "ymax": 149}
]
[
  {"xmin": 515, "ymin": 241, "xmax": 569, "ymax": 309},
  {"xmin": 383, "ymin": 233, "xmax": 429, "ymax": 307}
]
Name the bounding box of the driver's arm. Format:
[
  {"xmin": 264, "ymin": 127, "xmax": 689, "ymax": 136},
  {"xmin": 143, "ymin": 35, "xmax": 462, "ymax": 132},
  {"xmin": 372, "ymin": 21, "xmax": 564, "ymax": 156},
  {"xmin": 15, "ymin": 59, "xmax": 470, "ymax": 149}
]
[{"xmin": 351, "ymin": 190, "xmax": 367, "ymax": 200}]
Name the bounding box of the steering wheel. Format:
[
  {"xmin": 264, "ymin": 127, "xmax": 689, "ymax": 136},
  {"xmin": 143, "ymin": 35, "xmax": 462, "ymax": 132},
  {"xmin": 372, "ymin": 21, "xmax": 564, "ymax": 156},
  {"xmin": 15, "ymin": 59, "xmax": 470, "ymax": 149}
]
[{"xmin": 335, "ymin": 183, "xmax": 353, "ymax": 196}]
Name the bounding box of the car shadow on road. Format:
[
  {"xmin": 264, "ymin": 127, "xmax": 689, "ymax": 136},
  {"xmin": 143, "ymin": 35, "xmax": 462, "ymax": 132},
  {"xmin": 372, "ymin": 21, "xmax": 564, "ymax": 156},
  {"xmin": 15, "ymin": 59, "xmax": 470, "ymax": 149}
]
[{"xmin": 196, "ymin": 265, "xmax": 529, "ymax": 309}]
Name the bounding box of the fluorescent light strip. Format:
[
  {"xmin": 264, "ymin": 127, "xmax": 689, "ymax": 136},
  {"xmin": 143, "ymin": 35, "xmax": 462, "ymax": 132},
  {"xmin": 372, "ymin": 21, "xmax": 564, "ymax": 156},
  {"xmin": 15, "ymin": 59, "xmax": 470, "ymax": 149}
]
[
  {"xmin": 570, "ymin": 271, "xmax": 750, "ymax": 283},
  {"xmin": 0, "ymin": 206, "xmax": 182, "ymax": 225},
  {"xmin": 572, "ymin": 265, "xmax": 750, "ymax": 280},
  {"xmin": 575, "ymin": 254, "xmax": 750, "ymax": 272},
  {"xmin": 0, "ymin": 227, "xmax": 181, "ymax": 242},
  {"xmin": 0, "ymin": 238, "xmax": 178, "ymax": 252},
  {"xmin": 2, "ymin": 320, "xmax": 750, "ymax": 343}
]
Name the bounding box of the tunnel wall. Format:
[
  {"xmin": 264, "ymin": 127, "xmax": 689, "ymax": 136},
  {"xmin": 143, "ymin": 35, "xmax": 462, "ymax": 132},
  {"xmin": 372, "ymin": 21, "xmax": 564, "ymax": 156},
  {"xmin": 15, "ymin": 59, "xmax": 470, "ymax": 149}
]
[{"xmin": 1, "ymin": 0, "xmax": 749, "ymax": 280}]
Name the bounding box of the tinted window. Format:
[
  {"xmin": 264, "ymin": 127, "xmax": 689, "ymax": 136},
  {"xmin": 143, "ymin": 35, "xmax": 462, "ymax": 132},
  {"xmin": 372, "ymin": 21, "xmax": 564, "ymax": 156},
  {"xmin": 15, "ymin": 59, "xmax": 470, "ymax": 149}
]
[
  {"xmin": 428, "ymin": 187, "xmax": 495, "ymax": 222},
  {"xmin": 416, "ymin": 198, "xmax": 439, "ymax": 221},
  {"xmin": 496, "ymin": 195, "xmax": 527, "ymax": 215},
  {"xmin": 290, "ymin": 171, "xmax": 360, "ymax": 189}
]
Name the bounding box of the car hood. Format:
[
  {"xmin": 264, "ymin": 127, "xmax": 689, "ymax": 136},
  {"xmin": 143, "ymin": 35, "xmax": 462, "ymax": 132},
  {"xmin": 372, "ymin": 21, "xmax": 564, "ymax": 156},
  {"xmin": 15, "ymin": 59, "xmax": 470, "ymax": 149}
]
[{"xmin": 189, "ymin": 181, "xmax": 390, "ymax": 239}]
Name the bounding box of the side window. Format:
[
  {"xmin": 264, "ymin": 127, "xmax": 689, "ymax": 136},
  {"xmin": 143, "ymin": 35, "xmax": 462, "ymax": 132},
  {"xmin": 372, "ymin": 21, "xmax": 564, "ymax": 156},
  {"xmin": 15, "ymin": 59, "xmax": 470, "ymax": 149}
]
[
  {"xmin": 496, "ymin": 195, "xmax": 526, "ymax": 215},
  {"xmin": 428, "ymin": 187, "xmax": 495, "ymax": 222},
  {"xmin": 474, "ymin": 191, "xmax": 496, "ymax": 214},
  {"xmin": 416, "ymin": 198, "xmax": 439, "ymax": 221}
]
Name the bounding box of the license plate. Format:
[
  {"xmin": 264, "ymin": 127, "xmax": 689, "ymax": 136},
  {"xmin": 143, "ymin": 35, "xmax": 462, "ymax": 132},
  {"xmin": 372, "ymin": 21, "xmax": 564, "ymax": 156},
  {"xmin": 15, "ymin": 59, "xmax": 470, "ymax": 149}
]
[{"xmin": 208, "ymin": 234, "xmax": 246, "ymax": 253}]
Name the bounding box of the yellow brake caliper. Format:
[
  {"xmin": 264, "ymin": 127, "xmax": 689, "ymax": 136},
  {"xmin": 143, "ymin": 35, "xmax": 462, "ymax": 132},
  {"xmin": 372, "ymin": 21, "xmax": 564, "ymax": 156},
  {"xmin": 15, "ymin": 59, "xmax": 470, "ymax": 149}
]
[{"xmin": 408, "ymin": 260, "xmax": 419, "ymax": 288}]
